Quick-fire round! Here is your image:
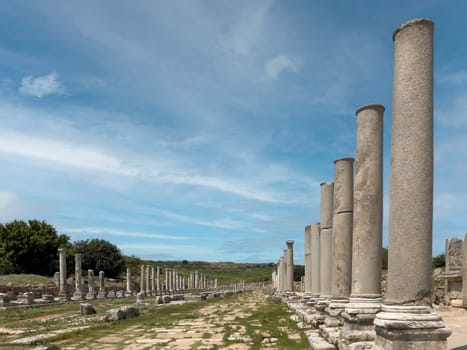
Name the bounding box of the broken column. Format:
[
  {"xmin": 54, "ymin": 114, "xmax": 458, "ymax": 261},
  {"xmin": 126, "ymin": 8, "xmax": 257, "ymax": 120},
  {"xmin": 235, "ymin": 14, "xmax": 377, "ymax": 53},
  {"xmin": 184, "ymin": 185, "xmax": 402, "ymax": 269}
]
[
  {"xmin": 341, "ymin": 104, "xmax": 385, "ymax": 347},
  {"xmin": 304, "ymin": 225, "xmax": 312, "ymax": 297},
  {"xmin": 72, "ymin": 253, "xmax": 84, "ymax": 300},
  {"xmin": 86, "ymin": 270, "xmax": 95, "ymax": 299},
  {"xmin": 126, "ymin": 268, "xmax": 132, "ymax": 295},
  {"xmin": 443, "ymin": 238, "xmax": 463, "ymax": 306},
  {"xmin": 326, "ymin": 158, "xmax": 354, "ymax": 327},
  {"xmin": 58, "ymin": 248, "xmax": 67, "ymax": 299},
  {"xmin": 374, "ymin": 18, "xmax": 451, "ymax": 349},
  {"xmin": 97, "ymin": 271, "xmax": 106, "ymax": 298},
  {"xmin": 286, "ymin": 240, "xmax": 294, "ymax": 292}
]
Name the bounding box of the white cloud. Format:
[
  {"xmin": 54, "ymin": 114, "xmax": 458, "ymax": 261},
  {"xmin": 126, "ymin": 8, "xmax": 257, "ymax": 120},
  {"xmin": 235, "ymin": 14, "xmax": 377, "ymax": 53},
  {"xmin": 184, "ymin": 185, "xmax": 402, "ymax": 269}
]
[
  {"xmin": 265, "ymin": 54, "xmax": 300, "ymax": 80},
  {"xmin": 0, "ymin": 191, "xmax": 44, "ymax": 222},
  {"xmin": 64, "ymin": 227, "xmax": 190, "ymax": 240},
  {"xmin": 0, "ymin": 131, "xmax": 136, "ymax": 176},
  {"xmin": 19, "ymin": 72, "xmax": 65, "ymax": 98}
]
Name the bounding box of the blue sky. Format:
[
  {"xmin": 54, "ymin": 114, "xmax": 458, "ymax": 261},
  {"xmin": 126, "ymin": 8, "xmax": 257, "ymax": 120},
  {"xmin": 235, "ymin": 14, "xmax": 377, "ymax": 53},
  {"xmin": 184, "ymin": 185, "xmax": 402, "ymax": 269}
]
[{"xmin": 0, "ymin": 1, "xmax": 466, "ymax": 263}]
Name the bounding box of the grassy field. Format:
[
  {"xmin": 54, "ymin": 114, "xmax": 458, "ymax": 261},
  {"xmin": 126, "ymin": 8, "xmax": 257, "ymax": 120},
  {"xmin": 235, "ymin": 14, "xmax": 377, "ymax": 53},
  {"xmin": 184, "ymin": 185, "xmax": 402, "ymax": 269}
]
[
  {"xmin": 0, "ymin": 290, "xmax": 310, "ymax": 350},
  {"xmin": 0, "ymin": 274, "xmax": 53, "ymax": 286}
]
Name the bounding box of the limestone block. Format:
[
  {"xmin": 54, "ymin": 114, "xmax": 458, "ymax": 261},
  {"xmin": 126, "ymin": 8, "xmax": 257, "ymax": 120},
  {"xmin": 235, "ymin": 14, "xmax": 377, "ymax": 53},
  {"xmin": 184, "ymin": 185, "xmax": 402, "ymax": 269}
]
[
  {"xmin": 80, "ymin": 303, "xmax": 96, "ymax": 315},
  {"xmin": 105, "ymin": 306, "xmax": 139, "ymax": 321}
]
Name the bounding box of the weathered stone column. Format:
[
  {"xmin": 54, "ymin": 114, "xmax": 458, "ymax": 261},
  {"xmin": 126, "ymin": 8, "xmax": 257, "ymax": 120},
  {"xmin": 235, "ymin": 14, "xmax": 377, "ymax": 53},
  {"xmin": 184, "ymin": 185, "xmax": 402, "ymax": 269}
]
[
  {"xmin": 126, "ymin": 268, "xmax": 131, "ymax": 294},
  {"xmin": 277, "ymin": 257, "xmax": 283, "ymax": 292},
  {"xmin": 97, "ymin": 271, "xmax": 106, "ymax": 298},
  {"xmin": 310, "ymin": 222, "xmax": 321, "ymax": 298},
  {"xmin": 165, "ymin": 268, "xmax": 169, "ymax": 292},
  {"xmin": 374, "ymin": 18, "xmax": 451, "ymax": 349},
  {"xmin": 282, "ymin": 249, "xmax": 288, "ymax": 292},
  {"xmin": 319, "ymin": 182, "xmax": 333, "ymax": 300},
  {"xmin": 151, "ymin": 266, "xmax": 155, "ymax": 295},
  {"xmin": 86, "ymin": 269, "xmax": 95, "ymax": 299},
  {"xmin": 58, "ymin": 248, "xmax": 67, "ymax": 298},
  {"xmin": 463, "ymin": 233, "xmax": 467, "ymax": 308},
  {"xmin": 341, "ymin": 104, "xmax": 385, "ymax": 347},
  {"xmin": 145, "ymin": 265, "xmax": 150, "ymax": 295},
  {"xmin": 326, "ymin": 158, "xmax": 353, "ymax": 328},
  {"xmin": 304, "ymin": 225, "xmax": 312, "ymax": 296},
  {"xmin": 286, "ymin": 240, "xmax": 294, "ymax": 292},
  {"xmin": 72, "ymin": 253, "xmax": 83, "ymax": 300},
  {"xmin": 156, "ymin": 266, "xmax": 160, "ymax": 293},
  {"xmin": 194, "ymin": 270, "xmax": 199, "ymax": 289},
  {"xmin": 140, "ymin": 265, "xmax": 145, "ymax": 294}
]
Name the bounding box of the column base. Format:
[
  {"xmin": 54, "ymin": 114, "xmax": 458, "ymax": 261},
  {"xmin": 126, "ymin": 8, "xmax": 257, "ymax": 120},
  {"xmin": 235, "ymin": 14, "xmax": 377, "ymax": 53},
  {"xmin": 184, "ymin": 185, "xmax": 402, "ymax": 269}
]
[
  {"xmin": 373, "ymin": 305, "xmax": 451, "ymax": 350},
  {"xmin": 71, "ymin": 292, "xmax": 85, "ymax": 301},
  {"xmin": 340, "ymin": 296, "xmax": 382, "ymax": 345}
]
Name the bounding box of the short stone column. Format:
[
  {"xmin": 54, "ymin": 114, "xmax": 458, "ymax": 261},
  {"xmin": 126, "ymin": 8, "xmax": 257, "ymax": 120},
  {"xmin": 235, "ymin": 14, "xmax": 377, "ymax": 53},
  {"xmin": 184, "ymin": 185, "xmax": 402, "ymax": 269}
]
[
  {"xmin": 304, "ymin": 225, "xmax": 312, "ymax": 297},
  {"xmin": 326, "ymin": 158, "xmax": 354, "ymax": 329},
  {"xmin": 86, "ymin": 270, "xmax": 95, "ymax": 299},
  {"xmin": 58, "ymin": 248, "xmax": 67, "ymax": 298},
  {"xmin": 310, "ymin": 222, "xmax": 321, "ymax": 299},
  {"xmin": 286, "ymin": 240, "xmax": 294, "ymax": 292},
  {"xmin": 277, "ymin": 258, "xmax": 283, "ymax": 292},
  {"xmin": 443, "ymin": 238, "xmax": 463, "ymax": 306},
  {"xmin": 72, "ymin": 253, "xmax": 84, "ymax": 300},
  {"xmin": 126, "ymin": 268, "xmax": 132, "ymax": 294},
  {"xmin": 97, "ymin": 271, "xmax": 106, "ymax": 298},
  {"xmin": 374, "ymin": 18, "xmax": 451, "ymax": 349},
  {"xmin": 463, "ymin": 234, "xmax": 467, "ymax": 308},
  {"xmin": 341, "ymin": 104, "xmax": 385, "ymax": 347},
  {"xmin": 140, "ymin": 265, "xmax": 145, "ymax": 294}
]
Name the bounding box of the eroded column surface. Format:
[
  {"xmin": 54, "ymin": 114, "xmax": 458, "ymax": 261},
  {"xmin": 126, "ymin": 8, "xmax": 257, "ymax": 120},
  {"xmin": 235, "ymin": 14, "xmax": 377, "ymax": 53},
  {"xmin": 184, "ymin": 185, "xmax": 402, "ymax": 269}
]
[
  {"xmin": 374, "ymin": 18, "xmax": 450, "ymax": 349},
  {"xmin": 304, "ymin": 225, "xmax": 312, "ymax": 295},
  {"xmin": 97, "ymin": 271, "xmax": 106, "ymax": 298},
  {"xmin": 86, "ymin": 269, "xmax": 95, "ymax": 299},
  {"xmin": 310, "ymin": 222, "xmax": 321, "ymax": 298},
  {"xmin": 341, "ymin": 104, "xmax": 384, "ymax": 347},
  {"xmin": 286, "ymin": 240, "xmax": 294, "ymax": 292},
  {"xmin": 58, "ymin": 248, "xmax": 67, "ymax": 297}
]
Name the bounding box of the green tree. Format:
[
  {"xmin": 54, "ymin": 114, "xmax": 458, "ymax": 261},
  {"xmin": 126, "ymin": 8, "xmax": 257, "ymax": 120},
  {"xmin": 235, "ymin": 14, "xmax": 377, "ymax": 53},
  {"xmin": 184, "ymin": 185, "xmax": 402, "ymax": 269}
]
[
  {"xmin": 432, "ymin": 253, "xmax": 445, "ymax": 268},
  {"xmin": 0, "ymin": 220, "xmax": 71, "ymax": 275},
  {"xmin": 74, "ymin": 239, "xmax": 125, "ymax": 278}
]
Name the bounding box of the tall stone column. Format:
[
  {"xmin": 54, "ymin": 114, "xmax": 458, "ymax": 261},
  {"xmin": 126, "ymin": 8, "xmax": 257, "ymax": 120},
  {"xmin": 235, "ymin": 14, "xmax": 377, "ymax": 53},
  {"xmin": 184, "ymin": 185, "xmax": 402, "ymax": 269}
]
[
  {"xmin": 58, "ymin": 248, "xmax": 67, "ymax": 298},
  {"xmin": 165, "ymin": 268, "xmax": 169, "ymax": 292},
  {"xmin": 140, "ymin": 265, "xmax": 145, "ymax": 293},
  {"xmin": 72, "ymin": 253, "xmax": 83, "ymax": 300},
  {"xmin": 327, "ymin": 158, "xmax": 354, "ymax": 324},
  {"xmin": 156, "ymin": 266, "xmax": 160, "ymax": 293},
  {"xmin": 277, "ymin": 258, "xmax": 283, "ymax": 292},
  {"xmin": 126, "ymin": 268, "xmax": 132, "ymax": 294},
  {"xmin": 145, "ymin": 265, "xmax": 150, "ymax": 295},
  {"xmin": 97, "ymin": 271, "xmax": 106, "ymax": 298},
  {"xmin": 374, "ymin": 18, "xmax": 450, "ymax": 349},
  {"xmin": 151, "ymin": 266, "xmax": 155, "ymax": 294},
  {"xmin": 463, "ymin": 233, "xmax": 467, "ymax": 308},
  {"xmin": 282, "ymin": 249, "xmax": 288, "ymax": 292},
  {"xmin": 310, "ymin": 222, "xmax": 321, "ymax": 298},
  {"xmin": 304, "ymin": 225, "xmax": 312, "ymax": 296},
  {"xmin": 194, "ymin": 270, "xmax": 199, "ymax": 289},
  {"xmin": 341, "ymin": 104, "xmax": 385, "ymax": 347},
  {"xmin": 319, "ymin": 182, "xmax": 333, "ymax": 300},
  {"xmin": 286, "ymin": 240, "xmax": 294, "ymax": 292}
]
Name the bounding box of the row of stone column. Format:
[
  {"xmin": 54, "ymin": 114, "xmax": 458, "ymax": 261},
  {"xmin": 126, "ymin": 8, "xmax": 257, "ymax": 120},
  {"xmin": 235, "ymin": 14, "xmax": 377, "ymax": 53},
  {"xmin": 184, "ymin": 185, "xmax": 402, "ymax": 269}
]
[
  {"xmin": 273, "ymin": 240, "xmax": 295, "ymax": 292},
  {"xmin": 297, "ymin": 18, "xmax": 450, "ymax": 349}
]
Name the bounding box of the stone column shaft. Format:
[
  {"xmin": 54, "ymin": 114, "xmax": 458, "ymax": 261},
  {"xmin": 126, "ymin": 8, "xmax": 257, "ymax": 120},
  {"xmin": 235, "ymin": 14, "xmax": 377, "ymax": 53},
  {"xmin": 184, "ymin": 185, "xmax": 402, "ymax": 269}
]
[
  {"xmin": 58, "ymin": 248, "xmax": 67, "ymax": 295},
  {"xmin": 304, "ymin": 225, "xmax": 312, "ymax": 294},
  {"xmin": 286, "ymin": 240, "xmax": 294, "ymax": 291},
  {"xmin": 74, "ymin": 253, "xmax": 82, "ymax": 298},
  {"xmin": 140, "ymin": 265, "xmax": 145, "ymax": 293},
  {"xmin": 310, "ymin": 222, "xmax": 321, "ymax": 297}
]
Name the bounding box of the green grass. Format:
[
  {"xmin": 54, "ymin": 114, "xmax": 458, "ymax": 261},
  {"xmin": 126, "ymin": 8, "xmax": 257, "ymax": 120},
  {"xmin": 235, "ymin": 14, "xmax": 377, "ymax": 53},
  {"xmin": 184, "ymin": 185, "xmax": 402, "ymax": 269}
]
[{"xmin": 0, "ymin": 274, "xmax": 53, "ymax": 286}]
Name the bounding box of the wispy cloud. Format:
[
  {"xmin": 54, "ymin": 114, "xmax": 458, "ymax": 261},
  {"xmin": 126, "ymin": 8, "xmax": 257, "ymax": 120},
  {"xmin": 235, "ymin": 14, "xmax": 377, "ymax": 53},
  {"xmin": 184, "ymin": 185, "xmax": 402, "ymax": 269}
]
[
  {"xmin": 64, "ymin": 227, "xmax": 190, "ymax": 240},
  {"xmin": 19, "ymin": 72, "xmax": 65, "ymax": 98},
  {"xmin": 265, "ymin": 54, "xmax": 300, "ymax": 80},
  {"xmin": 153, "ymin": 208, "xmax": 244, "ymax": 230},
  {"xmin": 0, "ymin": 191, "xmax": 45, "ymax": 222}
]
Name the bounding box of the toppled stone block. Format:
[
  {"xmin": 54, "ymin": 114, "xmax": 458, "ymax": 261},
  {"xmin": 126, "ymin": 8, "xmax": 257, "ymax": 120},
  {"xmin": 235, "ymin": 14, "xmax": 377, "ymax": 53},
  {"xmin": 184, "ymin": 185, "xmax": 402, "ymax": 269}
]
[
  {"xmin": 80, "ymin": 303, "xmax": 96, "ymax": 315},
  {"xmin": 0, "ymin": 293, "xmax": 10, "ymax": 306},
  {"xmin": 162, "ymin": 295, "xmax": 171, "ymax": 304},
  {"xmin": 155, "ymin": 296, "xmax": 163, "ymax": 304},
  {"xmin": 136, "ymin": 292, "xmax": 145, "ymax": 304},
  {"xmin": 105, "ymin": 306, "xmax": 139, "ymax": 321}
]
